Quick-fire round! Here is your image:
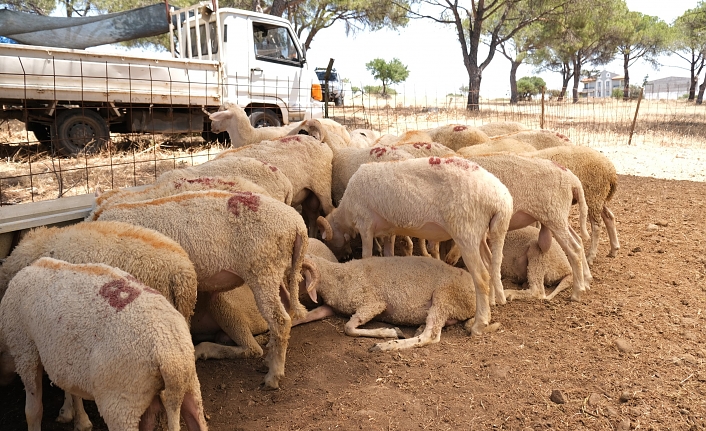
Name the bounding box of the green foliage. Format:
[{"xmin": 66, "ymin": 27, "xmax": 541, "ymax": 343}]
[
  {"xmin": 362, "ymin": 85, "xmax": 396, "ymax": 95},
  {"xmin": 516, "ymin": 76, "xmax": 546, "ymax": 101},
  {"xmin": 612, "ymin": 85, "xmax": 642, "ymax": 100},
  {"xmin": 351, "ymin": 86, "xmax": 361, "ymax": 93},
  {"xmin": 365, "ymin": 58, "xmax": 409, "ymax": 96}
]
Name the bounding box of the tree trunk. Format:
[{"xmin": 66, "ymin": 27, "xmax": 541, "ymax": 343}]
[
  {"xmin": 270, "ymin": 0, "xmax": 287, "ymax": 17},
  {"xmin": 697, "ymin": 76, "xmax": 706, "ymax": 105},
  {"xmin": 509, "ymin": 60, "xmax": 521, "ymax": 104},
  {"xmin": 688, "ymin": 71, "xmax": 697, "ymax": 100},
  {"xmin": 558, "ymin": 63, "xmax": 572, "ymax": 102},
  {"xmin": 572, "ymin": 60, "xmax": 582, "ymax": 103},
  {"xmin": 466, "ymin": 67, "xmax": 482, "ymax": 111},
  {"xmin": 622, "ymin": 53, "xmax": 631, "ymax": 101}
]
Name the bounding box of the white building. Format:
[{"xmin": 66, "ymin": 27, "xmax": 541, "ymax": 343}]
[{"xmin": 580, "ymin": 70, "xmax": 625, "ymax": 98}]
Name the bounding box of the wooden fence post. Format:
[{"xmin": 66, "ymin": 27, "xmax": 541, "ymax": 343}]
[
  {"xmin": 628, "ymin": 87, "xmax": 644, "ymax": 146},
  {"xmin": 540, "ymin": 86, "xmax": 546, "ymax": 129}
]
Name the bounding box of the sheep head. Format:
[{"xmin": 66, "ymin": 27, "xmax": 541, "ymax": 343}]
[{"xmin": 317, "ymin": 215, "xmax": 352, "ymax": 259}]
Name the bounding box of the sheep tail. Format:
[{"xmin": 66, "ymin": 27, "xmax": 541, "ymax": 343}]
[
  {"xmin": 573, "ymin": 182, "xmax": 590, "ymax": 245},
  {"xmin": 606, "ymin": 176, "xmax": 618, "ymax": 203},
  {"xmin": 288, "ymin": 230, "xmax": 309, "ymax": 321}
]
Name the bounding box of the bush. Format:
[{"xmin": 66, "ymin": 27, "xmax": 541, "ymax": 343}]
[
  {"xmin": 517, "ymin": 76, "xmax": 547, "ymax": 101},
  {"xmin": 363, "ymin": 85, "xmax": 397, "ymax": 96},
  {"xmin": 612, "ymin": 85, "xmax": 643, "ymax": 100}
]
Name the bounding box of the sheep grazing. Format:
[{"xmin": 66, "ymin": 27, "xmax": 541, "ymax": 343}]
[
  {"xmin": 501, "ymin": 226, "xmax": 573, "ymax": 301},
  {"xmin": 0, "ymin": 257, "xmax": 208, "ymax": 431},
  {"xmin": 93, "ymin": 190, "xmax": 309, "ymax": 389},
  {"xmin": 456, "ymin": 137, "xmax": 537, "ymax": 157},
  {"xmin": 424, "ymin": 124, "xmax": 490, "ymax": 151},
  {"xmin": 461, "ymin": 153, "xmax": 592, "ymax": 302},
  {"xmin": 286, "ymin": 118, "xmax": 353, "ymax": 150},
  {"xmin": 526, "ymin": 146, "xmax": 620, "ymax": 264},
  {"xmin": 497, "ymin": 129, "xmax": 573, "ymax": 149},
  {"xmin": 215, "ymin": 135, "xmax": 335, "ymax": 235},
  {"xmin": 294, "ymin": 254, "xmax": 492, "ymax": 352},
  {"xmin": 331, "ymin": 145, "xmax": 413, "ymax": 205},
  {"xmin": 208, "ymin": 103, "xmax": 299, "ymax": 147},
  {"xmin": 88, "ymin": 176, "xmax": 271, "ymax": 221},
  {"xmin": 477, "ymin": 121, "xmax": 528, "ymax": 137},
  {"xmin": 153, "ymin": 156, "xmax": 294, "ymax": 206},
  {"xmin": 316, "ymin": 156, "xmax": 514, "ymax": 335}
]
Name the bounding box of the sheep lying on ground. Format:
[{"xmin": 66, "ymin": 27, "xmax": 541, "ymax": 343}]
[
  {"xmin": 317, "ymin": 156, "xmax": 514, "ymax": 335},
  {"xmin": 501, "ymin": 226, "xmax": 573, "ymax": 301},
  {"xmin": 456, "ymin": 137, "xmax": 537, "ymax": 157},
  {"xmin": 152, "ymin": 156, "xmax": 294, "ymax": 205},
  {"xmin": 459, "ymin": 153, "xmax": 592, "ymax": 301},
  {"xmin": 93, "ymin": 190, "xmax": 309, "ymax": 389},
  {"xmin": 293, "ymin": 254, "xmax": 494, "ymax": 351},
  {"xmin": 0, "ymin": 258, "xmax": 208, "ymax": 431},
  {"xmin": 286, "ymin": 118, "xmax": 353, "ymax": 150},
  {"xmin": 526, "ymin": 146, "xmax": 620, "ymax": 264},
  {"xmin": 331, "ymin": 145, "xmax": 413, "ymax": 205},
  {"xmin": 424, "ymin": 124, "xmax": 490, "ymax": 151},
  {"xmin": 208, "ymin": 103, "xmax": 299, "ymax": 147},
  {"xmin": 496, "ymin": 129, "xmax": 573, "ymax": 149},
  {"xmin": 216, "ymin": 135, "xmax": 335, "ymax": 236},
  {"xmin": 477, "ymin": 121, "xmax": 528, "ymax": 137},
  {"xmin": 89, "ymin": 176, "xmax": 271, "ymax": 220}
]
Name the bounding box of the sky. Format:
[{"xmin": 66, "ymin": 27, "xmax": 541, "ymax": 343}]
[{"xmin": 304, "ymin": 0, "xmax": 701, "ymax": 99}]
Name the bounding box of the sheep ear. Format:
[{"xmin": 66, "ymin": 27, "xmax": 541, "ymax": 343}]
[
  {"xmin": 307, "ymin": 120, "xmax": 325, "ymax": 141},
  {"xmin": 317, "ymin": 216, "xmax": 332, "ymax": 242},
  {"xmin": 209, "ymin": 111, "xmax": 230, "ymax": 121}
]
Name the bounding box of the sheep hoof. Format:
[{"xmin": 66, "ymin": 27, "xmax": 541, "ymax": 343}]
[
  {"xmin": 485, "ymin": 322, "xmax": 501, "ymax": 333},
  {"xmin": 394, "ymin": 327, "xmax": 406, "ymax": 339},
  {"xmin": 55, "ymin": 411, "xmax": 73, "ymax": 424},
  {"xmin": 260, "ymin": 374, "xmax": 281, "ymax": 391}
]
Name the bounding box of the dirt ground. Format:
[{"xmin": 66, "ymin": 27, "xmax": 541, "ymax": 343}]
[{"xmin": 1, "ymin": 173, "xmax": 705, "ymax": 431}]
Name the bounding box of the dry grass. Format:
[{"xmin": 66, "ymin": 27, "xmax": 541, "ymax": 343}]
[{"xmin": 1, "ymin": 95, "xmax": 704, "ymax": 205}]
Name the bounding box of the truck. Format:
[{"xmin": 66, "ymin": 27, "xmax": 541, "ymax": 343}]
[
  {"xmin": 315, "ymin": 67, "xmax": 345, "ymax": 106},
  {"xmin": 0, "ymin": 0, "xmax": 325, "ymax": 155}
]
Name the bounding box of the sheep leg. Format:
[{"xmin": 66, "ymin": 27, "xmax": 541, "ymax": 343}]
[
  {"xmin": 292, "ymin": 305, "xmax": 336, "ymax": 326},
  {"xmin": 383, "ymin": 235, "xmax": 395, "ymax": 257},
  {"xmin": 427, "ymin": 241, "xmax": 440, "ymax": 259},
  {"xmin": 505, "ymin": 242, "xmax": 547, "ymax": 301},
  {"xmin": 56, "ymin": 391, "xmax": 74, "ymax": 423},
  {"xmin": 456, "ymin": 239, "xmax": 492, "ymax": 336},
  {"xmin": 344, "ymin": 302, "xmax": 403, "ymax": 339},
  {"xmin": 445, "ymin": 243, "xmax": 462, "ymax": 266},
  {"xmin": 550, "ymin": 227, "xmax": 586, "ymax": 301},
  {"xmin": 569, "ymin": 225, "xmax": 592, "ymax": 287},
  {"xmin": 206, "ymin": 293, "xmax": 265, "ymax": 358},
  {"xmin": 602, "ymin": 206, "xmax": 620, "ymax": 258},
  {"xmin": 21, "ymin": 362, "xmax": 43, "ymax": 431},
  {"xmin": 361, "ymin": 230, "xmax": 376, "ymax": 259},
  {"xmin": 544, "ymin": 275, "xmax": 573, "ymax": 301},
  {"xmin": 71, "ymin": 396, "xmax": 92, "ymax": 431},
  {"xmin": 587, "ymin": 218, "xmax": 601, "ymax": 266}
]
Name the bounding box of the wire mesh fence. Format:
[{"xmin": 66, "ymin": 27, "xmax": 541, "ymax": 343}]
[{"xmin": 1, "ymin": 79, "xmax": 705, "ymax": 207}]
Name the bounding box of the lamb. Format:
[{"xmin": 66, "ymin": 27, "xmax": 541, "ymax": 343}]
[
  {"xmin": 456, "ymin": 137, "xmax": 537, "ymax": 157},
  {"xmin": 331, "ymin": 145, "xmax": 413, "ymax": 205},
  {"xmin": 88, "ymin": 176, "xmax": 272, "ymax": 220},
  {"xmin": 525, "ymin": 145, "xmax": 620, "ymax": 264},
  {"xmin": 501, "ymin": 226, "xmax": 573, "ymax": 301},
  {"xmin": 423, "ymin": 124, "xmax": 490, "ymax": 151},
  {"xmin": 93, "ymin": 190, "xmax": 309, "ymax": 389},
  {"xmin": 495, "ymin": 129, "xmax": 573, "ymax": 149},
  {"xmin": 152, "ymin": 156, "xmax": 294, "ymax": 205},
  {"xmin": 208, "ymin": 103, "xmax": 299, "ymax": 147},
  {"xmin": 477, "ymin": 121, "xmax": 528, "ymax": 137},
  {"xmin": 292, "ymin": 254, "xmax": 489, "ymax": 351},
  {"xmin": 316, "ymin": 156, "xmax": 514, "ymax": 335},
  {"xmin": 0, "ymin": 257, "xmax": 208, "ymax": 431},
  {"xmin": 215, "ymin": 135, "xmax": 335, "ymax": 235},
  {"xmin": 458, "ymin": 153, "xmax": 592, "ymax": 301}
]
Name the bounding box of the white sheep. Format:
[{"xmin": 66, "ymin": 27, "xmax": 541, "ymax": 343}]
[
  {"xmin": 525, "ymin": 146, "xmax": 620, "ymax": 264},
  {"xmin": 393, "ymin": 141, "xmax": 457, "ymax": 158},
  {"xmin": 88, "ymin": 176, "xmax": 272, "ymax": 221},
  {"xmin": 459, "ymin": 153, "xmax": 592, "ymax": 301},
  {"xmin": 152, "ymin": 156, "xmax": 294, "ymax": 206},
  {"xmin": 0, "ymin": 257, "xmax": 208, "ymax": 431},
  {"xmin": 93, "ymin": 190, "xmax": 309, "ymax": 389},
  {"xmin": 423, "ymin": 124, "xmax": 490, "ymax": 151},
  {"xmin": 456, "ymin": 137, "xmax": 537, "ymax": 157},
  {"xmin": 293, "ymin": 254, "xmax": 491, "ymax": 351},
  {"xmin": 286, "ymin": 118, "xmax": 353, "ymax": 150},
  {"xmin": 501, "ymin": 226, "xmax": 573, "ymax": 301},
  {"xmin": 208, "ymin": 103, "xmax": 299, "ymax": 147},
  {"xmin": 349, "ymin": 129, "xmax": 379, "ymax": 147},
  {"xmin": 477, "ymin": 121, "xmax": 528, "ymax": 137},
  {"xmin": 374, "ymin": 130, "xmax": 434, "ymax": 147},
  {"xmin": 495, "ymin": 129, "xmax": 573, "ymax": 149},
  {"xmin": 215, "ymin": 135, "xmax": 335, "ymax": 236},
  {"xmin": 316, "ymin": 156, "xmax": 514, "ymax": 335}
]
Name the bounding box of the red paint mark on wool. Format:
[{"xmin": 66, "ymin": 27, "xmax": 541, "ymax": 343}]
[
  {"xmin": 278, "ymin": 136, "xmax": 300, "ymax": 143},
  {"xmin": 99, "ymin": 279, "xmax": 141, "ymax": 311},
  {"xmin": 443, "ymin": 157, "xmax": 476, "ymax": 170},
  {"xmin": 227, "ymin": 191, "xmax": 261, "ymax": 216},
  {"xmin": 370, "ymin": 147, "xmax": 387, "ymax": 157},
  {"xmin": 552, "ymin": 161, "xmax": 568, "ymax": 171},
  {"xmin": 413, "ymin": 142, "xmax": 432, "ymax": 150},
  {"xmin": 453, "ymin": 125, "xmax": 467, "ymax": 132},
  {"xmin": 259, "ymin": 161, "xmax": 278, "ymax": 172},
  {"xmin": 429, "ymin": 157, "xmax": 441, "ymax": 165},
  {"xmin": 555, "ymin": 132, "xmax": 570, "ymax": 142}
]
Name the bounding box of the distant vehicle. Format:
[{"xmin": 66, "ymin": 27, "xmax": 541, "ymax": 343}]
[{"xmin": 315, "ymin": 67, "xmax": 345, "ymax": 106}]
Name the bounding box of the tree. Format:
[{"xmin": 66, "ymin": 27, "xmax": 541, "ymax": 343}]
[
  {"xmin": 394, "ymin": 0, "xmax": 566, "ymax": 110},
  {"xmin": 671, "ymin": 3, "xmax": 706, "ymax": 103},
  {"xmin": 614, "ymin": 9, "xmax": 670, "ymax": 100},
  {"xmin": 516, "ymin": 76, "xmax": 546, "ymax": 100},
  {"xmin": 365, "ymin": 58, "xmax": 409, "ymax": 97}
]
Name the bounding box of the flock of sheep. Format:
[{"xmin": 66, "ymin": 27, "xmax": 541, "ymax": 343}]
[{"xmin": 0, "ymin": 102, "xmax": 620, "ymax": 430}]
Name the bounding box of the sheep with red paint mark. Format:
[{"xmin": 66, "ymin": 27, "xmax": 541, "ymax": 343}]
[
  {"xmin": 88, "ymin": 176, "xmax": 272, "ymax": 221},
  {"xmin": 208, "ymin": 103, "xmax": 300, "ymax": 147},
  {"xmin": 456, "ymin": 137, "xmax": 537, "ymax": 157},
  {"xmin": 0, "ymin": 257, "xmax": 208, "ymax": 431},
  {"xmin": 524, "ymin": 145, "xmax": 620, "ymax": 264},
  {"xmin": 394, "ymin": 141, "xmax": 457, "ymax": 158},
  {"xmin": 285, "ymin": 118, "xmax": 355, "ymax": 151},
  {"xmin": 93, "ymin": 190, "xmax": 309, "ymax": 389},
  {"xmin": 151, "ymin": 156, "xmax": 294, "ymax": 206},
  {"xmin": 374, "ymin": 129, "xmax": 434, "ymax": 147},
  {"xmin": 291, "ymin": 254, "xmax": 488, "ymax": 351},
  {"xmin": 423, "ymin": 124, "xmax": 490, "ymax": 151},
  {"xmin": 316, "ymin": 156, "xmax": 514, "ymax": 336},
  {"xmin": 477, "ymin": 121, "xmax": 528, "ymax": 137},
  {"xmin": 494, "ymin": 129, "xmax": 573, "ymax": 149}
]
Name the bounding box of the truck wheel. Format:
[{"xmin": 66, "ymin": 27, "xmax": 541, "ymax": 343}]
[
  {"xmin": 334, "ymin": 95, "xmax": 344, "ymax": 107},
  {"xmin": 249, "ymin": 109, "xmax": 282, "ymax": 128},
  {"xmin": 26, "ymin": 122, "xmax": 51, "ymax": 145},
  {"xmin": 52, "ymin": 110, "xmax": 110, "ymax": 156}
]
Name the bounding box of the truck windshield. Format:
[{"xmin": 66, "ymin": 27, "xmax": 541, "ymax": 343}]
[{"xmin": 253, "ymin": 23, "xmax": 301, "ymax": 64}]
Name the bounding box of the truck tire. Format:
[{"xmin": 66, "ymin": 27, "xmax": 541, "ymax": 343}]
[
  {"xmin": 334, "ymin": 95, "xmax": 344, "ymax": 107},
  {"xmin": 249, "ymin": 109, "xmax": 282, "ymax": 128},
  {"xmin": 52, "ymin": 110, "xmax": 110, "ymax": 156}
]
